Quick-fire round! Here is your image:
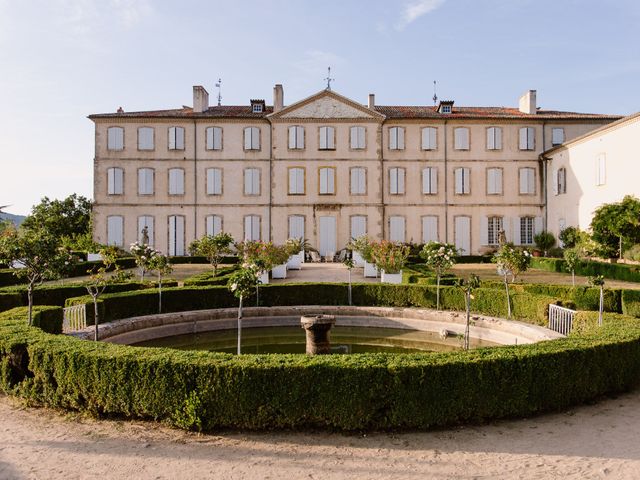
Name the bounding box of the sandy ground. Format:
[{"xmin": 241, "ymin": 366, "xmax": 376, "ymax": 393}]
[{"xmin": 2, "ymin": 391, "xmax": 640, "ymax": 480}]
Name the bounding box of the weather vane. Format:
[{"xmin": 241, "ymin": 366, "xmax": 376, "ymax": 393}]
[
  {"xmin": 324, "ymin": 67, "xmax": 334, "ymax": 91},
  {"xmin": 215, "ymin": 78, "xmax": 222, "ymax": 106},
  {"xmin": 433, "ymin": 80, "xmax": 438, "ymax": 106}
]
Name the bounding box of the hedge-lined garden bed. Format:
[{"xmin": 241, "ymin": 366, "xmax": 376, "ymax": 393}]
[
  {"xmin": 2, "ymin": 303, "xmax": 640, "ymax": 431},
  {"xmin": 531, "ymin": 258, "xmax": 640, "ymax": 282}
]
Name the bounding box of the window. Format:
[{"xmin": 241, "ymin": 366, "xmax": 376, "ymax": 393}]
[
  {"xmin": 206, "ymin": 168, "xmax": 222, "ymax": 195},
  {"xmin": 422, "ymin": 167, "xmax": 437, "ymax": 194},
  {"xmin": 486, "ymin": 127, "xmax": 502, "ymax": 150},
  {"xmin": 107, "ymin": 127, "xmax": 124, "ymax": 151},
  {"xmin": 350, "ymin": 215, "xmax": 367, "ymax": 240},
  {"xmin": 206, "ymin": 215, "xmax": 223, "ymax": 236},
  {"xmin": 244, "ymin": 127, "xmax": 260, "ymax": 150},
  {"xmin": 107, "ymin": 167, "xmax": 124, "ymax": 195},
  {"xmin": 389, "ymin": 216, "xmax": 405, "ymax": 243},
  {"xmin": 557, "ymin": 167, "xmax": 567, "ymax": 194},
  {"xmin": 487, "ymin": 216, "xmax": 503, "ymax": 245},
  {"xmin": 486, "ymin": 168, "xmax": 503, "ymax": 195},
  {"xmin": 350, "ymin": 126, "xmax": 366, "ymax": 149},
  {"xmin": 168, "ymin": 168, "xmax": 185, "ymax": 195},
  {"xmin": 288, "ymin": 215, "xmax": 305, "ymax": 241},
  {"xmin": 252, "ymin": 103, "xmax": 263, "ymax": 113},
  {"xmin": 244, "ymin": 215, "xmax": 261, "ymax": 241},
  {"xmin": 319, "ymin": 126, "xmax": 335, "ymax": 150},
  {"xmin": 520, "ymin": 217, "xmax": 534, "ymax": 245},
  {"xmin": 519, "ymin": 167, "xmax": 536, "ymax": 194},
  {"xmin": 137, "ymin": 216, "xmax": 154, "ymax": 246},
  {"xmin": 288, "ymin": 167, "xmax": 305, "ymax": 194},
  {"xmin": 168, "ymin": 126, "xmax": 185, "ymax": 150},
  {"xmin": 388, "ymin": 127, "xmax": 405, "ymax": 150},
  {"xmin": 389, "ymin": 167, "xmax": 405, "ymax": 195},
  {"xmin": 107, "ymin": 216, "xmax": 124, "ymax": 246},
  {"xmin": 421, "ymin": 127, "xmax": 437, "ymax": 150},
  {"xmin": 288, "ymin": 126, "xmax": 305, "ymax": 149},
  {"xmin": 244, "ymin": 168, "xmax": 260, "ymax": 195},
  {"xmin": 206, "ymin": 127, "xmax": 222, "ymax": 150},
  {"xmin": 454, "ymin": 128, "xmax": 469, "ymax": 150},
  {"xmin": 552, "ymin": 128, "xmax": 565, "ymax": 146},
  {"xmin": 596, "ymin": 153, "xmax": 606, "ymax": 186},
  {"xmin": 319, "ymin": 167, "xmax": 335, "ymax": 195},
  {"xmin": 454, "ymin": 167, "xmax": 471, "ymax": 194},
  {"xmin": 441, "ymin": 104, "xmax": 452, "ymax": 114},
  {"xmin": 519, "ymin": 127, "xmax": 535, "ymax": 150},
  {"xmin": 350, "ymin": 167, "xmax": 366, "ymax": 195},
  {"xmin": 137, "ymin": 168, "xmax": 154, "ymax": 195},
  {"xmin": 138, "ymin": 127, "xmax": 154, "ymax": 150},
  {"xmin": 422, "ymin": 216, "xmax": 438, "ymax": 243}
]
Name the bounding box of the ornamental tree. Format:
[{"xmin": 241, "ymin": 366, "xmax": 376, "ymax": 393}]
[
  {"xmin": 84, "ymin": 247, "xmax": 120, "ymax": 341},
  {"xmin": 590, "ymin": 195, "xmax": 640, "ymax": 259},
  {"xmin": 457, "ymin": 274, "xmax": 482, "ymax": 350},
  {"xmin": 189, "ymin": 232, "xmax": 234, "ymax": 276},
  {"xmin": 349, "ymin": 235, "xmax": 374, "ymax": 263},
  {"xmin": 420, "ymin": 242, "xmax": 457, "ymax": 310},
  {"xmin": 343, "ymin": 256, "xmax": 355, "ymax": 305},
  {"xmin": 369, "ymin": 241, "xmax": 410, "ymax": 275},
  {"xmin": 22, "ymin": 194, "xmax": 92, "ymax": 243},
  {"xmin": 492, "ymin": 243, "xmax": 532, "ymax": 319},
  {"xmin": 130, "ymin": 241, "xmax": 157, "ymax": 281},
  {"xmin": 148, "ymin": 253, "xmax": 173, "ymax": 314},
  {"xmin": 563, "ymin": 246, "xmax": 583, "ymax": 287},
  {"xmin": 589, "ymin": 274, "xmax": 606, "ymax": 327},
  {"xmin": 0, "ymin": 226, "xmax": 74, "ymax": 325},
  {"xmin": 227, "ymin": 264, "xmax": 260, "ymax": 354}
]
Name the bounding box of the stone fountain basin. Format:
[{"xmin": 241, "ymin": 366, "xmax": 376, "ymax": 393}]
[{"xmin": 71, "ymin": 306, "xmax": 564, "ymax": 346}]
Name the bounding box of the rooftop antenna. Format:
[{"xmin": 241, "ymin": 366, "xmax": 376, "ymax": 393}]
[
  {"xmin": 215, "ymin": 78, "xmax": 222, "ymax": 106},
  {"xmin": 432, "ymin": 80, "xmax": 438, "ymax": 106},
  {"xmin": 324, "ymin": 67, "xmax": 334, "ymax": 91}
]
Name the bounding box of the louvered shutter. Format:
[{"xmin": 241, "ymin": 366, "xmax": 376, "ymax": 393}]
[
  {"xmin": 397, "ymin": 127, "xmax": 404, "ymax": 149},
  {"xmin": 455, "ymin": 169, "xmax": 463, "ymax": 194},
  {"xmin": 252, "ymin": 169, "xmax": 260, "ymax": 194},
  {"xmin": 389, "ymin": 217, "xmax": 405, "ymax": 242},
  {"xmin": 206, "ymin": 215, "xmax": 222, "ymax": 236},
  {"xmin": 552, "ymin": 168, "xmax": 559, "ymax": 195},
  {"xmin": 168, "ymin": 127, "xmax": 176, "ymax": 150},
  {"xmin": 288, "ymin": 216, "xmax": 305, "ymax": 240},
  {"xmin": 398, "ymin": 168, "xmax": 405, "ymax": 193},
  {"xmin": 389, "ymin": 168, "xmax": 397, "ymax": 194},
  {"xmin": 176, "ymin": 127, "xmax": 184, "ymax": 149},
  {"xmin": 487, "ymin": 128, "xmax": 495, "ymax": 150},
  {"xmin": 480, "ymin": 216, "xmax": 489, "ymax": 246},
  {"xmin": 327, "ymin": 168, "xmax": 335, "ymax": 193},
  {"xmin": 534, "ymin": 217, "xmax": 543, "ymax": 236},
  {"xmin": 358, "ymin": 127, "xmax": 365, "ymax": 149},
  {"xmin": 327, "ymin": 127, "xmax": 335, "ymax": 149},
  {"xmin": 422, "ymin": 216, "xmax": 438, "ymax": 243},
  {"xmin": 107, "ymin": 216, "xmax": 123, "ymax": 246},
  {"xmin": 495, "ymin": 127, "xmax": 502, "ymax": 149},
  {"xmin": 455, "ymin": 128, "xmax": 469, "ymax": 150},
  {"xmin": 389, "ymin": 128, "xmax": 397, "ymax": 150},
  {"xmin": 513, "ymin": 218, "xmax": 522, "ymax": 245},
  {"xmin": 519, "ymin": 169, "xmax": 528, "ymax": 194},
  {"xmin": 351, "ymin": 216, "xmax": 366, "ymax": 239},
  {"xmin": 528, "ymin": 169, "xmax": 535, "ymax": 193},
  {"xmin": 422, "ymin": 168, "xmax": 430, "ymax": 194},
  {"xmin": 519, "ymin": 128, "xmax": 527, "ymax": 150},
  {"xmin": 288, "ymin": 126, "xmax": 296, "ymax": 149},
  {"xmin": 503, "ymin": 217, "xmax": 512, "ymax": 243}
]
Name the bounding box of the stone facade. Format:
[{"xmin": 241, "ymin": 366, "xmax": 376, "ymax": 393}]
[{"xmin": 90, "ymin": 86, "xmax": 621, "ymax": 255}]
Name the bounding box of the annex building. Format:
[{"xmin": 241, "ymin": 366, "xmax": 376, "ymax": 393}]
[{"xmin": 89, "ymin": 85, "xmax": 622, "ymax": 256}]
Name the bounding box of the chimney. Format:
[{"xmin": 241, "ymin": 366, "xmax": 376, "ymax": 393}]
[
  {"xmin": 193, "ymin": 85, "xmax": 209, "ymax": 113},
  {"xmin": 368, "ymin": 93, "xmax": 375, "ymax": 109},
  {"xmin": 519, "ymin": 89, "xmax": 537, "ymax": 114},
  {"xmin": 273, "ymin": 84, "xmax": 284, "ymax": 113}
]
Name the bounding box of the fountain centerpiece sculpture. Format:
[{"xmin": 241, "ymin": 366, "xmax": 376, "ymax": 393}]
[{"xmin": 300, "ymin": 314, "xmax": 336, "ymax": 355}]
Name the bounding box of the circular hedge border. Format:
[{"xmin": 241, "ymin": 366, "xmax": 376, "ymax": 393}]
[{"xmin": 1, "ymin": 283, "xmax": 640, "ymax": 432}]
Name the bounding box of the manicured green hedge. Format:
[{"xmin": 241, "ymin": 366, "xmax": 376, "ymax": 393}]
[
  {"xmin": 2, "ymin": 307, "xmax": 640, "ymax": 431},
  {"xmin": 169, "ymin": 255, "xmax": 238, "ymax": 265},
  {"xmin": 622, "ymin": 290, "xmax": 640, "ymax": 318},
  {"xmin": 31, "ymin": 306, "xmax": 64, "ymax": 334},
  {"xmin": 532, "ymin": 258, "xmax": 640, "ymax": 282},
  {"xmin": 0, "ymin": 281, "xmax": 178, "ymax": 314},
  {"xmin": 0, "ymin": 269, "xmax": 26, "ymax": 288},
  {"xmin": 183, "ymin": 265, "xmax": 239, "ymax": 286},
  {"xmin": 67, "ymin": 283, "xmax": 555, "ymax": 326}
]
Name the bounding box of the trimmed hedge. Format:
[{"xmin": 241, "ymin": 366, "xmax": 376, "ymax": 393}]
[
  {"xmin": 622, "ymin": 290, "xmax": 640, "ymax": 318},
  {"xmin": 0, "ymin": 281, "xmax": 178, "ymax": 314},
  {"xmin": 183, "ymin": 265, "xmax": 239, "ymax": 286},
  {"xmin": 0, "ymin": 269, "xmax": 26, "ymax": 288},
  {"xmin": 532, "ymin": 258, "xmax": 640, "ymax": 283},
  {"xmin": 66, "ymin": 283, "xmax": 555, "ymax": 326},
  {"xmin": 2, "ymin": 306, "xmax": 640, "ymax": 431}
]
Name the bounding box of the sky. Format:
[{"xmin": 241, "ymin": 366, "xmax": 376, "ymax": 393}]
[{"xmin": 1, "ymin": 0, "xmax": 639, "ymax": 215}]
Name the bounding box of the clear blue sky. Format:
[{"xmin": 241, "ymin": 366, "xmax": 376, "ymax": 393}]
[{"xmin": 1, "ymin": 0, "xmax": 639, "ymax": 214}]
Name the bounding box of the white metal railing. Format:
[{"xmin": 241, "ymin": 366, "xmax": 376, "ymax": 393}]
[
  {"xmin": 548, "ymin": 304, "xmax": 576, "ymax": 336},
  {"xmin": 63, "ymin": 304, "xmax": 87, "ymax": 333}
]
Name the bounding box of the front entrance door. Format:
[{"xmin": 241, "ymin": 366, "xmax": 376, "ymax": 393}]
[{"xmin": 318, "ymin": 216, "xmax": 336, "ymax": 257}]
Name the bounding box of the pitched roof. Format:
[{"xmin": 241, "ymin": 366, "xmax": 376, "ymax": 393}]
[
  {"xmin": 89, "ymin": 105, "xmax": 274, "ymax": 120},
  {"xmin": 374, "ymin": 105, "xmax": 622, "ymax": 120}
]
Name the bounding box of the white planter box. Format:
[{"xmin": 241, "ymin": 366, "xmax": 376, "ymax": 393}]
[
  {"xmin": 258, "ymin": 271, "xmax": 269, "ymax": 285},
  {"xmin": 87, "ymin": 253, "xmax": 102, "ymax": 262},
  {"xmin": 364, "ymin": 261, "xmax": 378, "ymax": 278},
  {"xmin": 286, "ymin": 251, "xmax": 303, "ymax": 270},
  {"xmin": 271, "ymin": 264, "xmax": 287, "ymax": 279},
  {"xmin": 352, "ymin": 251, "xmax": 365, "ymax": 267},
  {"xmin": 381, "ymin": 270, "xmax": 403, "ymax": 284}
]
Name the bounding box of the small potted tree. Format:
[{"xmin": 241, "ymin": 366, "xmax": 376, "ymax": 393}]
[
  {"xmin": 370, "ymin": 241, "xmax": 410, "ymax": 284},
  {"xmin": 271, "ymin": 244, "xmax": 291, "ymax": 279},
  {"xmin": 351, "ymin": 236, "xmax": 376, "ymax": 276},
  {"xmin": 129, "ymin": 241, "xmax": 156, "ymax": 282},
  {"xmin": 227, "ymin": 264, "xmax": 260, "ymax": 355},
  {"xmin": 420, "ymin": 242, "xmax": 457, "ymax": 310},
  {"xmin": 285, "ymin": 238, "xmax": 304, "ymax": 270},
  {"xmin": 534, "ymin": 231, "xmax": 556, "ymax": 257},
  {"xmin": 188, "ymin": 232, "xmax": 234, "ymax": 277},
  {"xmin": 492, "ymin": 243, "xmax": 532, "ymax": 319},
  {"xmin": 148, "ymin": 252, "xmax": 173, "ymax": 314}
]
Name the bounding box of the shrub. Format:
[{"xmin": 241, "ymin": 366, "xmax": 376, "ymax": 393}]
[{"xmin": 531, "ymin": 257, "xmax": 640, "ymax": 282}]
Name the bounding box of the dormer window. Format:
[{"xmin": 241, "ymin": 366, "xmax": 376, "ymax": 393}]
[
  {"xmin": 438, "ymin": 100, "xmax": 454, "ymax": 114},
  {"xmin": 250, "ymin": 99, "xmax": 265, "ymax": 113}
]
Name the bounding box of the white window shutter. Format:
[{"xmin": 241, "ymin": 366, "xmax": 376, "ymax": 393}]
[
  {"xmin": 138, "ymin": 170, "xmax": 145, "ymax": 194},
  {"xmin": 512, "ymin": 218, "xmax": 521, "ymax": 245},
  {"xmin": 528, "ymin": 169, "xmax": 535, "ymax": 193},
  {"xmin": 244, "ymin": 216, "xmax": 251, "ymax": 240},
  {"xmin": 298, "ymin": 127, "xmax": 304, "ymax": 149},
  {"xmin": 206, "ymin": 215, "xmax": 222, "ymax": 236},
  {"xmin": 397, "ymin": 127, "xmax": 404, "ymax": 149},
  {"xmin": 503, "ymin": 217, "xmax": 512, "ymax": 243},
  {"xmin": 534, "ymin": 216, "xmax": 543, "ymax": 236},
  {"xmin": 527, "ymin": 128, "xmax": 535, "ymax": 150},
  {"xmin": 328, "ymin": 168, "xmax": 335, "ymax": 193},
  {"xmin": 288, "ymin": 127, "xmax": 296, "ymax": 149},
  {"xmin": 389, "ymin": 217, "xmax": 405, "ymax": 242},
  {"xmin": 552, "ymin": 168, "xmax": 559, "ymax": 195},
  {"xmin": 289, "ymin": 215, "xmax": 305, "ymax": 240},
  {"xmin": 297, "ymin": 169, "xmax": 304, "ymax": 193},
  {"xmin": 455, "ymin": 168, "xmax": 462, "ymax": 194},
  {"xmin": 422, "ymin": 168, "xmax": 430, "ymax": 194},
  {"xmin": 389, "ymin": 168, "xmax": 397, "ymax": 194},
  {"xmin": 350, "ymin": 127, "xmax": 357, "ymax": 149},
  {"xmin": 398, "ymin": 168, "xmax": 405, "ymax": 193},
  {"xmin": 253, "ymin": 169, "xmax": 260, "ymax": 194},
  {"xmin": 358, "ymin": 127, "xmax": 365, "ymax": 148},
  {"xmin": 389, "ymin": 128, "xmax": 397, "ymax": 150},
  {"xmin": 319, "ymin": 127, "xmax": 327, "ymax": 149},
  {"xmin": 422, "ymin": 216, "xmax": 438, "ymax": 243},
  {"xmin": 430, "ymin": 168, "xmax": 438, "ymax": 194},
  {"xmin": 244, "ymin": 128, "xmax": 252, "ymax": 150},
  {"xmin": 455, "ymin": 128, "xmax": 469, "ymax": 150},
  {"xmin": 351, "ymin": 216, "xmax": 366, "ymax": 239},
  {"xmin": 176, "ymin": 127, "xmax": 184, "ymax": 149},
  {"xmin": 495, "ymin": 127, "xmax": 502, "ymax": 149},
  {"xmin": 463, "ymin": 168, "xmax": 470, "ymax": 194},
  {"xmin": 519, "ymin": 170, "xmax": 528, "ymax": 194},
  {"xmin": 519, "ymin": 128, "xmax": 527, "ymax": 150},
  {"xmin": 359, "ymin": 169, "xmax": 366, "ymax": 193},
  {"xmin": 206, "ymin": 127, "xmax": 214, "ymax": 149},
  {"xmin": 328, "ymin": 127, "xmax": 335, "ymax": 149},
  {"xmin": 480, "ymin": 216, "xmax": 489, "ymax": 246},
  {"xmin": 252, "ymin": 128, "xmax": 260, "ymax": 150},
  {"xmin": 487, "ymin": 128, "xmax": 494, "ymax": 150},
  {"xmin": 107, "ymin": 216, "xmax": 123, "ymax": 246},
  {"xmin": 244, "ymin": 170, "xmax": 252, "ymax": 194}
]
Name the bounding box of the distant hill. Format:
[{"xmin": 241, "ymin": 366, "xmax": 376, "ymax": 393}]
[{"xmin": 0, "ymin": 212, "xmax": 26, "ymax": 226}]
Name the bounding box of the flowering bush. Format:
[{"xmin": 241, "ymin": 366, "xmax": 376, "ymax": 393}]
[
  {"xmin": 349, "ymin": 236, "xmax": 374, "ymax": 263},
  {"xmin": 188, "ymin": 232, "xmax": 234, "ymax": 276},
  {"xmin": 492, "ymin": 243, "xmax": 532, "ymax": 318},
  {"xmin": 369, "ymin": 241, "xmax": 410, "ymax": 274},
  {"xmin": 130, "ymin": 241, "xmax": 157, "ymax": 281},
  {"xmin": 235, "ymin": 241, "xmax": 288, "ymax": 271}
]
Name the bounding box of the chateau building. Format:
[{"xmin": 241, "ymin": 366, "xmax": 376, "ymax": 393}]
[{"xmin": 90, "ymin": 85, "xmax": 621, "ymax": 256}]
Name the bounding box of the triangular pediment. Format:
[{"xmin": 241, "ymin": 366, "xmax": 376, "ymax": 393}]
[{"xmin": 269, "ymin": 90, "xmax": 385, "ymax": 120}]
